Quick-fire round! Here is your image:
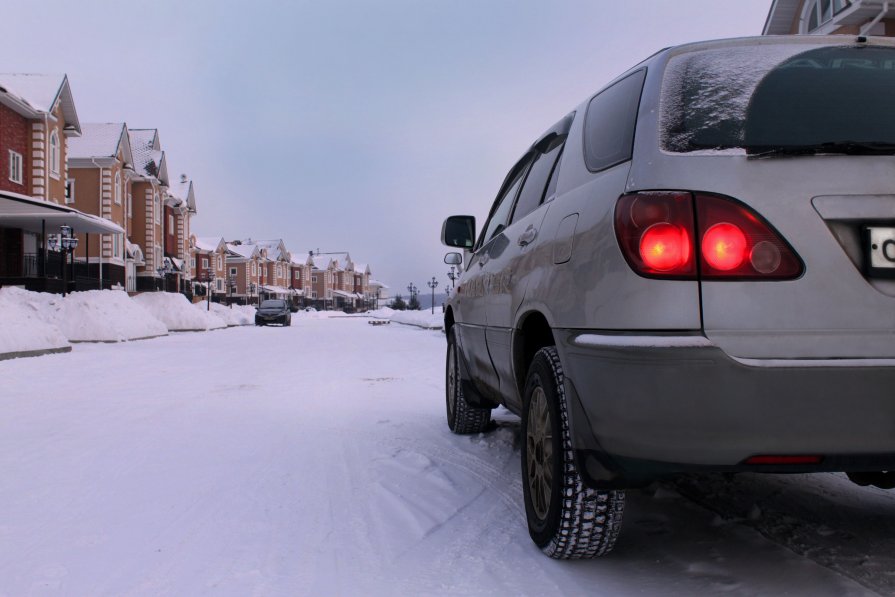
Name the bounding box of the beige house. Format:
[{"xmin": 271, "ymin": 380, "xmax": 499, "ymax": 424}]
[
  {"xmin": 764, "ymin": 0, "xmax": 895, "ymax": 35},
  {"xmin": 67, "ymin": 123, "xmax": 134, "ymax": 290},
  {"xmin": 191, "ymin": 235, "xmax": 228, "ymax": 299},
  {"xmin": 226, "ymin": 241, "xmax": 267, "ymax": 304},
  {"xmin": 128, "ymin": 128, "xmax": 169, "ymax": 291},
  {"xmin": 165, "ymin": 174, "xmax": 197, "ymax": 292}
]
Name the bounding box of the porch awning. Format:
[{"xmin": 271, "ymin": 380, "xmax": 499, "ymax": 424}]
[
  {"xmin": 0, "ymin": 191, "xmax": 124, "ymax": 235},
  {"xmin": 333, "ymin": 289, "xmax": 356, "ymax": 299}
]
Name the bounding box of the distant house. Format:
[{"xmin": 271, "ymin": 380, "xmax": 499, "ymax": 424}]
[
  {"xmin": 191, "ymin": 235, "xmax": 228, "ymax": 299},
  {"xmin": 764, "ymin": 0, "xmax": 895, "ymax": 35},
  {"xmin": 226, "ymin": 240, "xmax": 266, "ymax": 304},
  {"xmin": 67, "ymin": 123, "xmax": 134, "ymax": 289},
  {"xmin": 165, "ymin": 174, "xmax": 197, "ymax": 294},
  {"xmin": 252, "ymin": 238, "xmax": 294, "ymax": 302},
  {"xmin": 128, "ymin": 128, "xmax": 169, "ymax": 291}
]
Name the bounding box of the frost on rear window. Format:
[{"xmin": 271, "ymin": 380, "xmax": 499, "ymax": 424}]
[{"xmin": 660, "ymin": 45, "xmax": 820, "ymax": 153}]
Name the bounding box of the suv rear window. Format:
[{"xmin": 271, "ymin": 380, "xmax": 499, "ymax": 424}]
[{"xmin": 661, "ymin": 44, "xmax": 895, "ymax": 154}]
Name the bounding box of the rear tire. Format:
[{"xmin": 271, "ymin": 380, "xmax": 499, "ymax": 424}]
[
  {"xmin": 521, "ymin": 346, "xmax": 625, "ymax": 559},
  {"xmin": 445, "ymin": 327, "xmax": 491, "ymax": 434}
]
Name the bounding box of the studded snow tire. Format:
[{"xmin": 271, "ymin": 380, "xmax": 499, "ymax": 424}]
[{"xmin": 521, "ymin": 346, "xmax": 625, "ymax": 559}]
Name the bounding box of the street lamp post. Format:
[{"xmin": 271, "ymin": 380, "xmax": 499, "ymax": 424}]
[
  {"xmin": 427, "ymin": 276, "xmax": 439, "ymax": 314},
  {"xmin": 249, "ymin": 282, "xmax": 257, "ymax": 306},
  {"xmin": 407, "ymin": 282, "xmax": 418, "ymax": 310},
  {"xmin": 202, "ymin": 270, "xmax": 215, "ymax": 311},
  {"xmin": 52, "ymin": 225, "xmax": 79, "ymax": 297},
  {"xmin": 447, "ymin": 266, "xmax": 458, "ymax": 290}
]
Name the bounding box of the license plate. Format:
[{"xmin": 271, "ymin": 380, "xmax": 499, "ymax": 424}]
[{"xmin": 866, "ymin": 226, "xmax": 895, "ymax": 276}]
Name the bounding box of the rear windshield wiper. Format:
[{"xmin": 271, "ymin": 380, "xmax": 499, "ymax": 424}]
[{"xmin": 746, "ymin": 141, "xmax": 895, "ymax": 158}]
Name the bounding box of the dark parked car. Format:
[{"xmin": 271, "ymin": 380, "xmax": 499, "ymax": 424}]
[
  {"xmin": 441, "ymin": 35, "xmax": 895, "ymax": 559},
  {"xmin": 255, "ymin": 299, "xmax": 291, "ymax": 326}
]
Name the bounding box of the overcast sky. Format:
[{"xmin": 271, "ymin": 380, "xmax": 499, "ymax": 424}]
[{"xmin": 3, "ymin": 0, "xmax": 770, "ymax": 292}]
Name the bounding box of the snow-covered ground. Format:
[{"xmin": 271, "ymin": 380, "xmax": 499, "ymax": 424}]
[{"xmin": 0, "ymin": 317, "xmax": 887, "ymax": 596}]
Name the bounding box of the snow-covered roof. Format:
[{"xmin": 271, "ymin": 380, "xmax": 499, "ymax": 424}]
[
  {"xmin": 195, "ymin": 236, "xmax": 226, "ymax": 253},
  {"xmin": 253, "ymin": 239, "xmax": 289, "ymax": 261},
  {"xmin": 0, "ymin": 74, "xmax": 80, "ymax": 132},
  {"xmin": 167, "ymin": 175, "xmax": 196, "ymax": 213},
  {"xmin": 68, "ymin": 123, "xmax": 133, "ymax": 163},
  {"xmin": 369, "ymin": 279, "xmax": 388, "ymax": 289},
  {"xmin": 227, "ymin": 242, "xmax": 262, "ymax": 260},
  {"xmin": 353, "ymin": 263, "xmax": 370, "ymax": 275},
  {"xmin": 128, "ymin": 129, "xmax": 168, "ymax": 185},
  {"xmin": 311, "ymin": 256, "xmax": 332, "ymax": 270}
]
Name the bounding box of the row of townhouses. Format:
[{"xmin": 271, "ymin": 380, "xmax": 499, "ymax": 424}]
[{"xmin": 0, "ymin": 73, "xmax": 386, "ymax": 311}]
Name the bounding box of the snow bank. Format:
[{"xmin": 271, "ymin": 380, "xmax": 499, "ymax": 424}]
[
  {"xmin": 199, "ymin": 302, "xmax": 255, "ymax": 326},
  {"xmin": 133, "ymin": 292, "xmax": 226, "ymax": 331},
  {"xmin": 367, "ymin": 307, "xmax": 395, "ymax": 319},
  {"xmin": 390, "ymin": 310, "xmax": 443, "ymax": 330},
  {"xmin": 58, "ymin": 290, "xmax": 167, "ymax": 342},
  {"xmin": 0, "ymin": 287, "xmax": 70, "ymax": 356}
]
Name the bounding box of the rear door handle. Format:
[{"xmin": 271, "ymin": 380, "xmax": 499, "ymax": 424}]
[{"xmin": 517, "ymin": 225, "xmax": 538, "ymax": 247}]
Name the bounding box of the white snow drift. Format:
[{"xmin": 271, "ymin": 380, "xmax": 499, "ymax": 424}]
[
  {"xmin": 133, "ymin": 292, "xmax": 226, "ymax": 331},
  {"xmin": 199, "ymin": 301, "xmax": 256, "ymax": 326},
  {"xmin": 0, "ymin": 287, "xmax": 69, "ymax": 356}
]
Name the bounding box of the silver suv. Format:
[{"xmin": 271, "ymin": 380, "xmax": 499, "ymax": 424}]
[{"xmin": 441, "ymin": 35, "xmax": 895, "ymax": 559}]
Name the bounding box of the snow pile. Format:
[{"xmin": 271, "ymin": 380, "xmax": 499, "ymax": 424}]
[
  {"xmin": 0, "ymin": 287, "xmax": 70, "ymax": 355},
  {"xmin": 57, "ymin": 290, "xmax": 167, "ymax": 342},
  {"xmin": 390, "ymin": 310, "xmax": 443, "ymax": 330},
  {"xmin": 133, "ymin": 292, "xmax": 226, "ymax": 331},
  {"xmin": 366, "ymin": 307, "xmax": 395, "ymax": 319},
  {"xmin": 199, "ymin": 302, "xmax": 256, "ymax": 326}
]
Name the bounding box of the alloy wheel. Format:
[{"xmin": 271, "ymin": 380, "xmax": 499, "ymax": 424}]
[{"xmin": 526, "ymin": 386, "xmax": 553, "ymax": 520}]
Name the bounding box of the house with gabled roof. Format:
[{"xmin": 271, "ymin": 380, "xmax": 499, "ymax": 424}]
[
  {"xmin": 309, "ymin": 253, "xmax": 335, "ymax": 309},
  {"xmin": 191, "ymin": 235, "xmax": 228, "ymax": 300},
  {"xmin": 128, "ymin": 128, "xmax": 169, "ymax": 291},
  {"xmin": 67, "ymin": 122, "xmax": 134, "ymax": 290},
  {"xmin": 225, "ymin": 240, "xmax": 267, "ymax": 304},
  {"xmin": 0, "ymin": 74, "xmax": 120, "ymax": 294},
  {"xmin": 251, "ymin": 238, "xmax": 295, "ymax": 302},
  {"xmin": 165, "ymin": 174, "xmax": 197, "ymax": 294},
  {"xmin": 0, "ymin": 74, "xmax": 80, "ymax": 205},
  {"xmin": 764, "ymin": 1, "xmax": 895, "ymax": 36}
]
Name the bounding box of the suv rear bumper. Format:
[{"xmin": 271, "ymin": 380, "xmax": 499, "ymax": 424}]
[{"xmin": 556, "ymin": 331, "xmax": 895, "ymax": 488}]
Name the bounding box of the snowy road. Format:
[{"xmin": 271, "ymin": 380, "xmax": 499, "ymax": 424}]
[{"xmin": 0, "ymin": 314, "xmax": 886, "ymax": 596}]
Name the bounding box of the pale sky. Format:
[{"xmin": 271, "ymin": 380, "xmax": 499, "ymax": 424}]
[{"xmin": 2, "ymin": 0, "xmax": 770, "ymax": 292}]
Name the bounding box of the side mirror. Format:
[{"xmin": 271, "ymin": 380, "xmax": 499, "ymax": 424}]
[
  {"xmin": 444, "ymin": 252, "xmax": 462, "ymax": 265},
  {"xmin": 441, "ymin": 215, "xmax": 476, "ymax": 249}
]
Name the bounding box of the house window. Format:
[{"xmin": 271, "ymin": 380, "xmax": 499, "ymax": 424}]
[
  {"xmin": 216, "ymin": 279, "xmax": 223, "ymax": 291},
  {"xmin": 804, "ymin": 0, "xmax": 850, "ymax": 32},
  {"xmin": 49, "ymin": 130, "xmax": 60, "ymax": 177},
  {"xmin": 114, "ymin": 172, "xmax": 122, "ymax": 205},
  {"xmin": 191, "ymin": 257, "xmax": 196, "ymax": 268},
  {"xmin": 311, "ymin": 291, "xmax": 317, "ymax": 299},
  {"xmin": 154, "ymin": 193, "xmax": 160, "ymax": 225},
  {"xmin": 127, "ymin": 193, "xmax": 132, "ymax": 217},
  {"xmin": 65, "ymin": 179, "xmax": 75, "ymax": 204},
  {"xmin": 312, "ymin": 275, "xmax": 318, "ymax": 283},
  {"xmin": 252, "ymin": 262, "xmax": 256, "ymax": 276},
  {"xmin": 230, "ymin": 267, "xmax": 237, "ymax": 276},
  {"xmin": 202, "ymin": 257, "xmax": 209, "ymax": 268},
  {"xmin": 217, "ymin": 255, "xmax": 222, "ymax": 270},
  {"xmin": 168, "ymin": 214, "xmax": 174, "ymax": 235},
  {"xmin": 8, "ymin": 150, "xmax": 23, "ymax": 185}
]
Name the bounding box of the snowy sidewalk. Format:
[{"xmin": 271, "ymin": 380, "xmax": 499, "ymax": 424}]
[{"xmin": 0, "ymin": 317, "xmax": 878, "ymax": 596}]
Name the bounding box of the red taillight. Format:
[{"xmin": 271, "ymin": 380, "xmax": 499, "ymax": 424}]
[
  {"xmin": 695, "ymin": 194, "xmax": 802, "ymax": 280},
  {"xmin": 615, "ymin": 192, "xmax": 802, "ymax": 280},
  {"xmin": 701, "ymin": 223, "xmax": 747, "ymax": 271},
  {"xmin": 744, "ymin": 455, "xmax": 823, "ymax": 465},
  {"xmin": 640, "ymin": 223, "xmax": 691, "ymax": 272},
  {"xmin": 615, "ymin": 192, "xmax": 696, "ymax": 278}
]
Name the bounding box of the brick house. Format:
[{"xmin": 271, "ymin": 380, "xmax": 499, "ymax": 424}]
[
  {"xmin": 0, "ymin": 75, "xmax": 122, "ymax": 293},
  {"xmin": 289, "ymin": 253, "xmax": 312, "ymax": 307},
  {"xmin": 191, "ymin": 236, "xmax": 228, "ymax": 300},
  {"xmin": 128, "ymin": 128, "xmax": 169, "ymax": 291},
  {"xmin": 309, "ymin": 254, "xmax": 335, "ymax": 309},
  {"xmin": 764, "ymin": 1, "xmax": 895, "ymax": 35},
  {"xmin": 252, "ymin": 238, "xmax": 294, "ymax": 301},
  {"xmin": 67, "ymin": 123, "xmax": 134, "ymax": 289},
  {"xmin": 0, "ymin": 74, "xmax": 80, "ymax": 205},
  {"xmin": 165, "ymin": 174, "xmax": 197, "ymax": 293},
  {"xmin": 226, "ymin": 241, "xmax": 267, "ymax": 304}
]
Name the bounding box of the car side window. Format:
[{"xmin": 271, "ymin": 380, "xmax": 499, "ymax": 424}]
[
  {"xmin": 510, "ymin": 139, "xmax": 564, "ymax": 225},
  {"xmin": 543, "ymin": 146, "xmax": 563, "ymax": 202},
  {"xmin": 478, "ymin": 158, "xmax": 530, "ymax": 248},
  {"xmin": 583, "ymin": 68, "xmax": 646, "ymax": 172}
]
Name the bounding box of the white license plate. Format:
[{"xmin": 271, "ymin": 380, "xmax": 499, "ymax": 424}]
[{"xmin": 867, "ymin": 226, "xmax": 895, "ymax": 271}]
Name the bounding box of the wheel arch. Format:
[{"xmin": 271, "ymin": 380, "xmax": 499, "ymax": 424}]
[{"xmin": 513, "ymin": 310, "xmax": 556, "ymax": 398}]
